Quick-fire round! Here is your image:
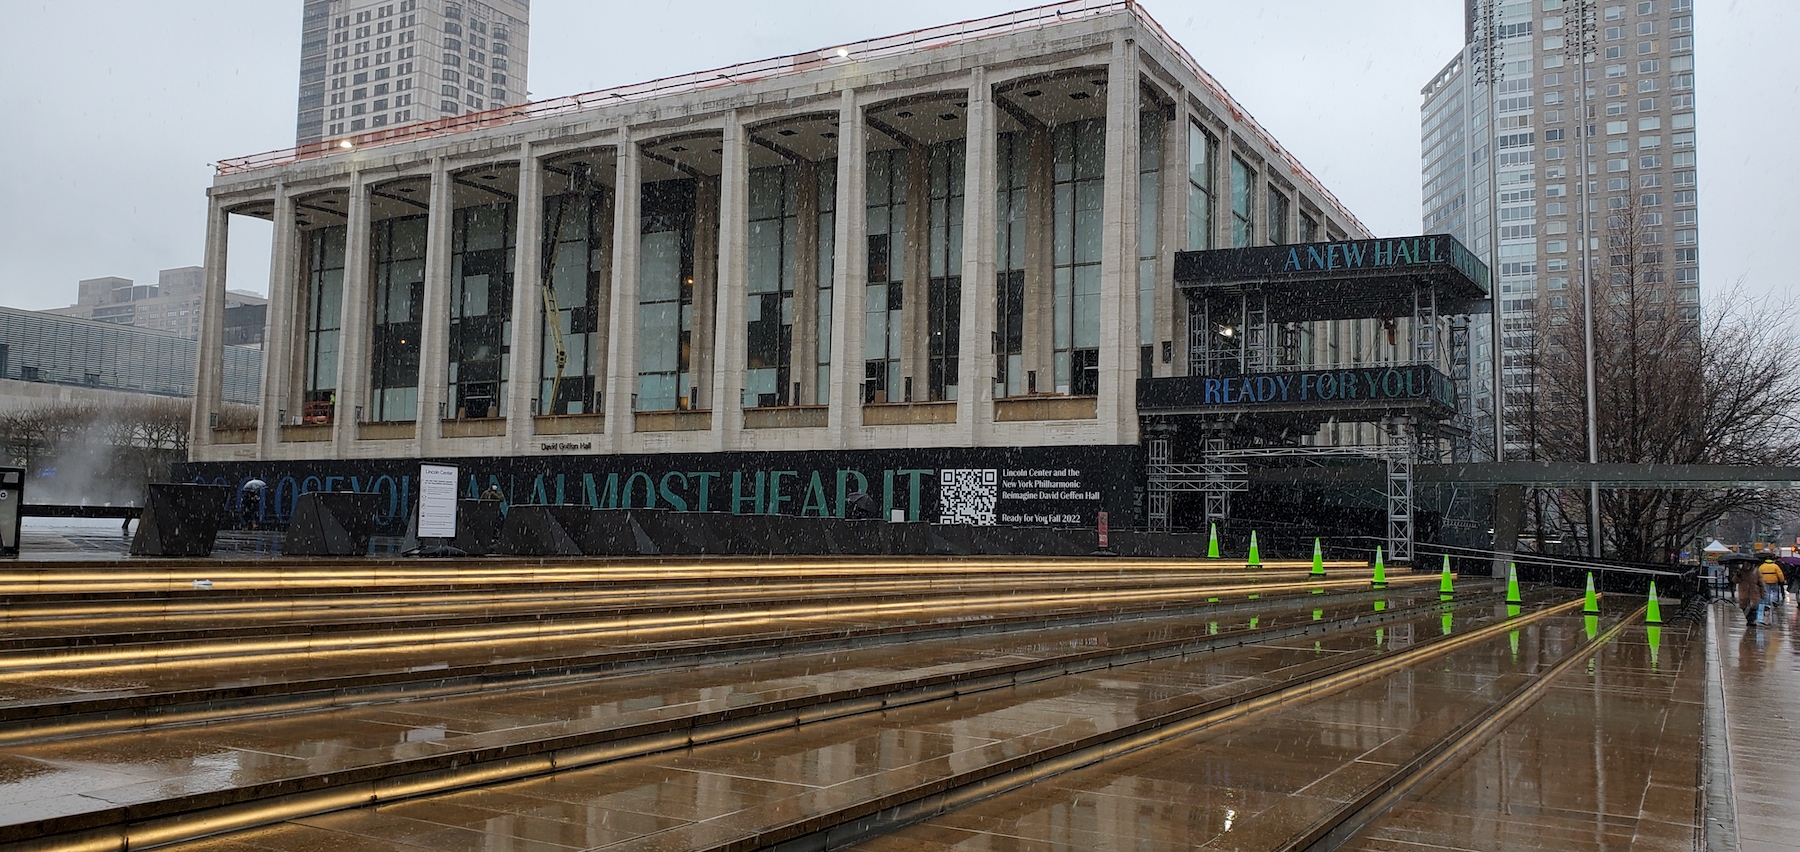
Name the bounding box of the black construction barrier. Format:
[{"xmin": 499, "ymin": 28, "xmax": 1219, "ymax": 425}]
[
  {"xmin": 452, "ymin": 499, "xmax": 506, "ymax": 556},
  {"xmin": 130, "ymin": 484, "xmax": 231, "ymax": 558},
  {"xmin": 283, "ymin": 492, "xmax": 384, "ymax": 556},
  {"xmin": 492, "ymin": 505, "xmax": 591, "ymax": 556},
  {"xmin": 470, "ymin": 505, "xmax": 1262, "ymax": 560}
]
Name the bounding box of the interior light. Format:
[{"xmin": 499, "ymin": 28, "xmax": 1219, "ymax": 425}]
[{"xmin": 1220, "ymin": 326, "xmax": 1236, "ymax": 338}]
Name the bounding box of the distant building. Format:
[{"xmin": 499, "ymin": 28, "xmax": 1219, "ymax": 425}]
[
  {"xmin": 0, "ymin": 306, "xmax": 261, "ymax": 410},
  {"xmin": 1422, "ymin": 0, "xmax": 1701, "ymax": 456},
  {"xmin": 46, "ymin": 267, "xmax": 267, "ymax": 346},
  {"xmin": 296, "ymin": 0, "xmax": 532, "ymax": 146}
]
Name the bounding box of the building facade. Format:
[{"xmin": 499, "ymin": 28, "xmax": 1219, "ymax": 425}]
[
  {"xmin": 46, "ymin": 267, "xmax": 268, "ymax": 345},
  {"xmin": 200, "ymin": 2, "xmax": 1443, "ymax": 531},
  {"xmin": 296, "ymin": 0, "xmax": 531, "ymax": 146},
  {"xmin": 1423, "ymin": 0, "xmax": 1700, "ymax": 456},
  {"xmin": 0, "ymin": 307, "xmax": 260, "ymax": 407}
]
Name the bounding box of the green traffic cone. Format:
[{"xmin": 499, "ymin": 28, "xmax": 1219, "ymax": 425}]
[
  {"xmin": 1439, "ymin": 554, "xmax": 1455, "ymax": 601},
  {"xmin": 1647, "ymin": 624, "xmax": 1662, "ymax": 670},
  {"xmin": 1207, "ymin": 523, "xmax": 1221, "ymax": 559},
  {"xmin": 1646, "ymin": 580, "xmax": 1663, "ymax": 625},
  {"xmin": 1505, "ymin": 562, "xmax": 1522, "ymax": 605},
  {"xmin": 1583, "ymin": 572, "xmax": 1601, "ymax": 614},
  {"xmin": 1311, "ymin": 538, "xmax": 1326, "ymax": 578},
  {"xmin": 1246, "ymin": 531, "xmax": 1262, "ymax": 567},
  {"xmin": 1371, "ymin": 546, "xmax": 1387, "ymax": 590}
]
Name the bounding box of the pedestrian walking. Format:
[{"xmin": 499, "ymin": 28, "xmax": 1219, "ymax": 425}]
[
  {"xmin": 1734, "ymin": 562, "xmax": 1765, "ymax": 626},
  {"xmin": 1757, "ymin": 557, "xmax": 1786, "ymax": 618},
  {"xmin": 241, "ymin": 478, "xmax": 267, "ymax": 531}
]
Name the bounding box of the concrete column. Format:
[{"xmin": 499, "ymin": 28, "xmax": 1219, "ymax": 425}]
[
  {"xmin": 1095, "ymin": 38, "xmax": 1140, "ymax": 443},
  {"xmin": 711, "ymin": 111, "xmax": 748, "ymax": 450},
  {"xmin": 901, "ymin": 148, "xmax": 929, "ymax": 402},
  {"xmin": 793, "ymin": 159, "xmax": 820, "ymax": 406},
  {"xmin": 331, "ymin": 169, "xmax": 371, "ymax": 452},
  {"xmin": 258, "ymin": 183, "xmax": 296, "ymax": 453},
  {"xmin": 1159, "ymin": 96, "xmax": 1186, "ymax": 378},
  {"xmin": 827, "ymin": 89, "xmax": 865, "ymax": 440},
  {"xmin": 1023, "ymin": 126, "xmax": 1054, "ymax": 392},
  {"xmin": 190, "ymin": 195, "xmax": 230, "ymax": 451},
  {"xmin": 956, "ymin": 67, "xmax": 997, "ymax": 441},
  {"xmin": 602, "ymin": 134, "xmax": 641, "ymax": 449},
  {"xmin": 691, "ymin": 176, "xmax": 720, "ymax": 410},
  {"xmin": 506, "ymin": 143, "xmax": 544, "ymax": 451},
  {"xmin": 415, "ymin": 159, "xmax": 453, "ymax": 453}
]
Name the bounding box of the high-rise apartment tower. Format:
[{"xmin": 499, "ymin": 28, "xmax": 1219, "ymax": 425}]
[
  {"xmin": 1422, "ymin": 0, "xmax": 1699, "ymax": 456},
  {"xmin": 296, "ymin": 0, "xmax": 530, "ymax": 146}
]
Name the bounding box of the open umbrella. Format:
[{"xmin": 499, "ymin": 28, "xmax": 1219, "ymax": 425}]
[{"xmin": 1716, "ymin": 552, "xmax": 1762, "ymax": 565}]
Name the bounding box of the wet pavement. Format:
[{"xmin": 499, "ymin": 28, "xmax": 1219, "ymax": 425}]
[
  {"xmin": 0, "ymin": 587, "xmax": 1459, "ymax": 835},
  {"xmin": 160, "ymin": 596, "xmax": 1591, "ymax": 851},
  {"xmin": 0, "ymin": 550, "xmax": 1732, "ymax": 852},
  {"xmin": 1709, "ymin": 594, "xmax": 1800, "ymax": 852}
]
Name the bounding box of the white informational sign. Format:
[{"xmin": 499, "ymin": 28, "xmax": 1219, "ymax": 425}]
[{"xmin": 418, "ymin": 464, "xmax": 460, "ymax": 539}]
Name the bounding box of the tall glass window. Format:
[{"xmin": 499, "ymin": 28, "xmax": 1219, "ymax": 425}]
[
  {"xmin": 995, "ymin": 132, "xmax": 1027, "ymax": 398},
  {"xmin": 370, "ymin": 215, "xmax": 425, "ymax": 421},
  {"xmin": 1053, "ymin": 117, "xmax": 1104, "ymax": 396},
  {"xmin": 538, "ymin": 181, "xmax": 608, "ymax": 415},
  {"xmin": 815, "ymin": 160, "xmax": 836, "ymax": 405},
  {"xmin": 925, "ymin": 140, "xmax": 964, "ymax": 401},
  {"xmin": 745, "ymin": 164, "xmax": 797, "ymax": 408},
  {"xmin": 864, "ymin": 148, "xmax": 906, "ymax": 403},
  {"xmin": 1300, "ymin": 210, "xmax": 1319, "ymax": 243},
  {"xmin": 1138, "ymin": 117, "xmax": 1162, "ymax": 377},
  {"xmin": 1230, "ymin": 155, "xmax": 1255, "ymax": 248},
  {"xmin": 302, "ymin": 225, "xmax": 346, "ymax": 422},
  {"xmin": 447, "ymin": 202, "xmax": 515, "ymax": 419},
  {"xmin": 1267, "ymin": 186, "xmax": 1290, "ymax": 245},
  {"xmin": 1187, "ymin": 122, "xmax": 1215, "ymax": 251},
  {"xmin": 637, "ymin": 179, "xmax": 695, "ymax": 411}
]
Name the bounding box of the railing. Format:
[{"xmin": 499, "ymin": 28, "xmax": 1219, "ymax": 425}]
[
  {"xmin": 218, "ymin": 0, "xmax": 1125, "ymax": 174},
  {"xmin": 213, "ymin": 1, "xmax": 1368, "ymax": 234}
]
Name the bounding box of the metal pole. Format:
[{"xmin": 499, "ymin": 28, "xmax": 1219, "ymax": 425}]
[
  {"xmin": 1570, "ymin": 1, "xmax": 1603, "ymax": 557},
  {"xmin": 1471, "ymin": 2, "xmax": 1505, "ymax": 464}
]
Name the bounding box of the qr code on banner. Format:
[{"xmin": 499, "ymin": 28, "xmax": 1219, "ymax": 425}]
[{"xmin": 939, "ymin": 469, "xmax": 999, "ymax": 526}]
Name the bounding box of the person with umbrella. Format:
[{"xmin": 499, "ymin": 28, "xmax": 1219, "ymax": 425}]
[
  {"xmin": 1778, "ymin": 554, "xmax": 1800, "ymax": 599},
  {"xmin": 1735, "ymin": 560, "xmax": 1765, "ymax": 626}
]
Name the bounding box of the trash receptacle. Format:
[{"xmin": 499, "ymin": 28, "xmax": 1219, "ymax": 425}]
[{"xmin": 0, "ymin": 467, "xmax": 22, "ymax": 558}]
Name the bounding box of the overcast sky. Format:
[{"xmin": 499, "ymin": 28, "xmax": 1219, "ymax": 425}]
[{"xmin": 0, "ymin": 0, "xmax": 1790, "ymax": 311}]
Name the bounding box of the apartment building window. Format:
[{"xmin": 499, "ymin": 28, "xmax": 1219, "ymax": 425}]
[
  {"xmin": 925, "ymin": 141, "xmax": 965, "ymax": 402},
  {"xmin": 1186, "ymin": 122, "xmax": 1216, "ymax": 250},
  {"xmin": 303, "ymin": 225, "xmax": 347, "ymax": 416},
  {"xmin": 1266, "ymin": 187, "xmax": 1290, "ymax": 245},
  {"xmin": 814, "ymin": 161, "xmax": 836, "ymax": 404},
  {"xmin": 995, "ymin": 132, "xmax": 1027, "ymax": 397},
  {"xmin": 1229, "ymin": 155, "xmax": 1255, "ymax": 248},
  {"xmin": 1052, "ymin": 118, "xmax": 1104, "ymax": 396},
  {"xmin": 864, "ymin": 148, "xmax": 905, "ymax": 403},
  {"xmin": 369, "ymin": 215, "xmax": 425, "ymax": 421}
]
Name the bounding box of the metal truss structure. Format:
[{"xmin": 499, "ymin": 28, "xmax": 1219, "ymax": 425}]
[{"xmin": 1145, "ymin": 422, "xmax": 1420, "ymax": 562}]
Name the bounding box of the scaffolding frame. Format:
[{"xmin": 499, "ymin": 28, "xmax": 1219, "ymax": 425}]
[{"xmin": 1144, "ymin": 434, "xmax": 1419, "ymax": 562}]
